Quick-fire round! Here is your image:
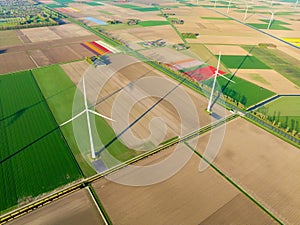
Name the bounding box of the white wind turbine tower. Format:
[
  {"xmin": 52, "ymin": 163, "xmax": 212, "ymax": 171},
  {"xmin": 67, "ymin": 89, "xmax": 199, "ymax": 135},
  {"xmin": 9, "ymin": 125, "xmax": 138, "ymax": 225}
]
[
  {"xmin": 60, "ymin": 77, "xmax": 115, "ymax": 159},
  {"xmin": 295, "ymin": 0, "xmax": 299, "ymax": 8},
  {"xmin": 243, "ymin": 1, "xmax": 250, "ymax": 20},
  {"xmin": 267, "ymin": 10, "xmax": 276, "ymax": 29},
  {"xmin": 214, "ymin": 0, "xmax": 217, "ymax": 8},
  {"xmin": 227, "ymin": 0, "xmax": 232, "ymax": 14},
  {"xmin": 207, "ymin": 52, "xmax": 235, "ymax": 113}
]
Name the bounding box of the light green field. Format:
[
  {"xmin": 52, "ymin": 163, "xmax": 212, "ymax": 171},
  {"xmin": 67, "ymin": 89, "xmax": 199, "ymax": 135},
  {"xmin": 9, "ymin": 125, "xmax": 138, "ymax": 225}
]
[
  {"xmin": 139, "ymin": 20, "xmax": 169, "ymax": 27},
  {"xmin": 0, "ymin": 70, "xmax": 82, "ymax": 213},
  {"xmin": 33, "ymin": 64, "xmax": 142, "ymax": 172},
  {"xmin": 257, "ymin": 96, "xmax": 300, "ymax": 132}
]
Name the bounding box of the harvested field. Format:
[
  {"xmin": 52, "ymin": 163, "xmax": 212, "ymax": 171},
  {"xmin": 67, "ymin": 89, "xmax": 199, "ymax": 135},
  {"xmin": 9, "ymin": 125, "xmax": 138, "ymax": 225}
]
[
  {"xmin": 7, "ymin": 188, "xmax": 105, "ymax": 225},
  {"xmin": 140, "ymin": 47, "xmax": 192, "ymax": 65},
  {"xmin": 41, "ymin": 46, "xmax": 80, "ymax": 64},
  {"xmin": 21, "ymin": 27, "xmax": 61, "ymax": 42},
  {"xmin": 205, "ymin": 44, "xmax": 251, "ymax": 56},
  {"xmin": 191, "ymin": 118, "xmax": 300, "ymax": 225},
  {"xmin": 109, "ymin": 25, "xmax": 182, "ymax": 44},
  {"xmin": 93, "ymin": 143, "xmax": 277, "ymax": 225},
  {"xmin": 20, "ymin": 24, "xmax": 93, "ymax": 43},
  {"xmin": 0, "ymin": 30, "xmax": 22, "ymax": 47},
  {"xmin": 235, "ymin": 69, "xmax": 300, "ymax": 94},
  {"xmin": 0, "ymin": 52, "xmax": 35, "ymax": 74}
]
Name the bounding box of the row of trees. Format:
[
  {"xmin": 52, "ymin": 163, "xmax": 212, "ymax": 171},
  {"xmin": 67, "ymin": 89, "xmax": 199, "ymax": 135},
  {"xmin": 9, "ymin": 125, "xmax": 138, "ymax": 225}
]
[{"xmin": 255, "ymin": 106, "xmax": 299, "ymax": 136}]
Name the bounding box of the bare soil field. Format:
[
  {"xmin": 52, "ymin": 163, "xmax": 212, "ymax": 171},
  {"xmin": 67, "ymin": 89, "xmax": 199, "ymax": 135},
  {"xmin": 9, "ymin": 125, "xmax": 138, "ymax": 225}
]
[
  {"xmin": 92, "ymin": 143, "xmax": 277, "ymax": 225},
  {"xmin": 0, "ymin": 33, "xmax": 97, "ymax": 74},
  {"xmin": 235, "ymin": 69, "xmax": 300, "ymax": 94},
  {"xmin": 109, "ymin": 25, "xmax": 182, "ymax": 44},
  {"xmin": 0, "ymin": 30, "xmax": 22, "ymax": 47},
  {"xmin": 277, "ymin": 46, "xmax": 300, "ymax": 60},
  {"xmin": 205, "ymin": 44, "xmax": 250, "ymax": 56},
  {"xmin": 193, "ymin": 118, "xmax": 300, "ymax": 225},
  {"xmin": 42, "ymin": 46, "xmax": 80, "ymax": 64},
  {"xmin": 140, "ymin": 47, "xmax": 192, "ymax": 64},
  {"xmin": 7, "ymin": 188, "xmax": 105, "ymax": 225},
  {"xmin": 20, "ymin": 24, "xmax": 92, "ymax": 43},
  {"xmin": 0, "ymin": 52, "xmax": 36, "ymax": 74}
]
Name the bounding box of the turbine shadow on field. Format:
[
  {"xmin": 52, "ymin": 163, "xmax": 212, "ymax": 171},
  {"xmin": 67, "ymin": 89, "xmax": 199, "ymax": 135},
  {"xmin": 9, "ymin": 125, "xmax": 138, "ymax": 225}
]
[
  {"xmin": 0, "ymin": 127, "xmax": 58, "ymax": 164},
  {"xmin": 0, "ymin": 49, "xmax": 7, "ymax": 54},
  {"xmin": 210, "ymin": 47, "xmax": 255, "ymax": 109}
]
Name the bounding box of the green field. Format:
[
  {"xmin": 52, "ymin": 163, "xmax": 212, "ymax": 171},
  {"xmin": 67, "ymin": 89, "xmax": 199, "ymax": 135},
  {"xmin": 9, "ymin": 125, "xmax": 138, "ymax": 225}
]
[
  {"xmin": 220, "ymin": 55, "xmax": 270, "ymax": 69},
  {"xmin": 247, "ymin": 21, "xmax": 291, "ymax": 30},
  {"xmin": 115, "ymin": 4, "xmax": 159, "ymax": 12},
  {"xmin": 84, "ymin": 2, "xmax": 104, "ymax": 6},
  {"xmin": 202, "ymin": 74, "xmax": 275, "ymax": 108},
  {"xmin": 33, "ymin": 64, "xmax": 142, "ymax": 172},
  {"xmin": 0, "ymin": 70, "xmax": 81, "ymax": 212},
  {"xmin": 256, "ymin": 96, "xmax": 300, "ymax": 132},
  {"xmin": 98, "ymin": 10, "xmax": 114, "ymax": 15},
  {"xmin": 242, "ymin": 45, "xmax": 300, "ymax": 87},
  {"xmin": 139, "ymin": 20, "xmax": 169, "ymax": 27}
]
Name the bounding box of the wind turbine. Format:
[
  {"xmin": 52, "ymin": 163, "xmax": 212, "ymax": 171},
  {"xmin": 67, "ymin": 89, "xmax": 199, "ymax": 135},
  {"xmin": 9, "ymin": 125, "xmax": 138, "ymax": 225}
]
[
  {"xmin": 207, "ymin": 52, "xmax": 235, "ymax": 113},
  {"xmin": 227, "ymin": 0, "xmax": 232, "ymax": 14},
  {"xmin": 295, "ymin": 0, "xmax": 299, "ymax": 8},
  {"xmin": 60, "ymin": 77, "xmax": 114, "ymax": 159},
  {"xmin": 267, "ymin": 10, "xmax": 276, "ymax": 29},
  {"xmin": 243, "ymin": 2, "xmax": 250, "ymax": 20},
  {"xmin": 214, "ymin": 0, "xmax": 217, "ymax": 8}
]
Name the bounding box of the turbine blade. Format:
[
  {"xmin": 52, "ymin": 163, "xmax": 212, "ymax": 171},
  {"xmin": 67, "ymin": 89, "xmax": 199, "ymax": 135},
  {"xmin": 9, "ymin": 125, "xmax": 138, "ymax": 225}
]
[
  {"xmin": 217, "ymin": 74, "xmax": 236, "ymax": 83},
  {"xmin": 88, "ymin": 109, "xmax": 115, "ymax": 121},
  {"xmin": 60, "ymin": 110, "xmax": 86, "ymax": 126}
]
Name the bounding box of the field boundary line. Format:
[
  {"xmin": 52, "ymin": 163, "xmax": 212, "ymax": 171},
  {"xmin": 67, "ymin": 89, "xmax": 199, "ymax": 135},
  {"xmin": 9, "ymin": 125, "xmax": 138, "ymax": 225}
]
[
  {"xmin": 183, "ymin": 141, "xmax": 284, "ymax": 225},
  {"xmin": 86, "ymin": 187, "xmax": 110, "ymax": 225}
]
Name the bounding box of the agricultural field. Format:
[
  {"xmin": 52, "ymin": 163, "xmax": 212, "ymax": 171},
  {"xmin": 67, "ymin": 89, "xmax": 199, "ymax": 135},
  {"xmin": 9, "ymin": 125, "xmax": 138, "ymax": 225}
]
[
  {"xmin": 93, "ymin": 143, "xmax": 277, "ymax": 225},
  {"xmin": 219, "ymin": 55, "xmax": 270, "ymax": 70},
  {"xmin": 33, "ymin": 64, "xmax": 141, "ymax": 174},
  {"xmin": 234, "ymin": 69, "xmax": 300, "ymax": 94},
  {"xmin": 202, "ymin": 73, "xmax": 275, "ymax": 108},
  {"xmin": 256, "ymin": 96, "xmax": 300, "ymax": 132},
  {"xmin": 242, "ymin": 45, "xmax": 300, "ymax": 87},
  {"xmin": 114, "ymin": 4, "xmax": 159, "ymax": 12},
  {"xmin": 191, "ymin": 118, "xmax": 300, "ymax": 225},
  {"xmin": 139, "ymin": 20, "xmax": 170, "ymax": 27},
  {"xmin": 7, "ymin": 188, "xmax": 105, "ymax": 225},
  {"xmin": 0, "ymin": 70, "xmax": 82, "ymax": 213},
  {"xmin": 282, "ymin": 37, "xmax": 300, "ymax": 47}
]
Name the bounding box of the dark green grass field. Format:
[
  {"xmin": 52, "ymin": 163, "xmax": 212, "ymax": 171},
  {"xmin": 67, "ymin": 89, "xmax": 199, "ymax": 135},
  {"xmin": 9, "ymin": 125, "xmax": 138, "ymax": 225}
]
[
  {"xmin": 139, "ymin": 20, "xmax": 169, "ymax": 27},
  {"xmin": 202, "ymin": 74, "xmax": 275, "ymax": 108},
  {"xmin": 33, "ymin": 64, "xmax": 142, "ymax": 172},
  {"xmin": 0, "ymin": 70, "xmax": 81, "ymax": 213},
  {"xmin": 257, "ymin": 96, "xmax": 300, "ymax": 131},
  {"xmin": 220, "ymin": 55, "xmax": 270, "ymax": 69}
]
